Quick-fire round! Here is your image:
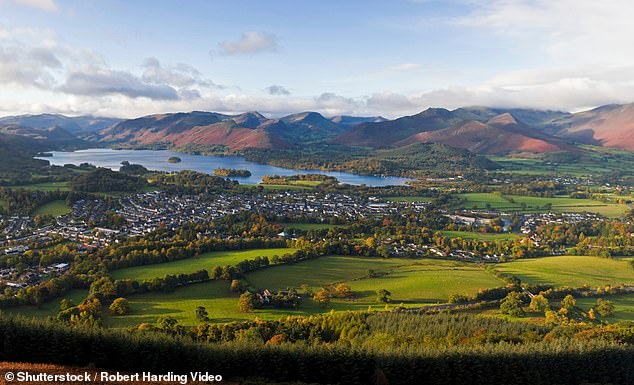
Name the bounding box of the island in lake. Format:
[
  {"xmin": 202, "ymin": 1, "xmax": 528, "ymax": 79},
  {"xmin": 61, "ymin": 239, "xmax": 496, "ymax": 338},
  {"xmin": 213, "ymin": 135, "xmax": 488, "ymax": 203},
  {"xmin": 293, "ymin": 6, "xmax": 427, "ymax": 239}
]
[
  {"xmin": 213, "ymin": 168, "xmax": 252, "ymax": 177},
  {"xmin": 167, "ymin": 156, "xmax": 182, "ymax": 163}
]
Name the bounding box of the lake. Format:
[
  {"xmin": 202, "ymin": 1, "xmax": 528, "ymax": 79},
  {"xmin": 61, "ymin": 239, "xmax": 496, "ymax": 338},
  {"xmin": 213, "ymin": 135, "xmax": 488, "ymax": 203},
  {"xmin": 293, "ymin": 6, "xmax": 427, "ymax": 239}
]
[{"xmin": 36, "ymin": 148, "xmax": 413, "ymax": 186}]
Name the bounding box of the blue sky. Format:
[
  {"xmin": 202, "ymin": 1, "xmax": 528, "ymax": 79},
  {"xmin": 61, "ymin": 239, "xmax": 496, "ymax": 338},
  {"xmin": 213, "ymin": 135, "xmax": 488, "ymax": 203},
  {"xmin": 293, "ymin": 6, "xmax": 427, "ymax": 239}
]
[{"xmin": 0, "ymin": 0, "xmax": 633, "ymax": 117}]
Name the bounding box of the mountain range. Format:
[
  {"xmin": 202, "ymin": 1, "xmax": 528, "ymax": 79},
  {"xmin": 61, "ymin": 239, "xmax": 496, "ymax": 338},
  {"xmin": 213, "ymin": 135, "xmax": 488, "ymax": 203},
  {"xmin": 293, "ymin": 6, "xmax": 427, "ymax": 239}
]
[{"xmin": 4, "ymin": 103, "xmax": 634, "ymax": 154}]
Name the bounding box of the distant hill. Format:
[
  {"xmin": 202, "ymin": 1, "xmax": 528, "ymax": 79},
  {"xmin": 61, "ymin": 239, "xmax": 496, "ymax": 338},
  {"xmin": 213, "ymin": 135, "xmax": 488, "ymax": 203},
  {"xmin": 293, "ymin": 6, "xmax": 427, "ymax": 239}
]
[
  {"xmin": 99, "ymin": 110, "xmax": 358, "ymax": 150},
  {"xmin": 6, "ymin": 102, "xmax": 634, "ymax": 154},
  {"xmin": 395, "ymin": 113, "xmax": 570, "ymax": 154},
  {"xmin": 333, "ymin": 108, "xmax": 464, "ymax": 147},
  {"xmin": 0, "ymin": 114, "xmax": 120, "ymax": 134},
  {"xmin": 542, "ymin": 104, "xmax": 634, "ymax": 150}
]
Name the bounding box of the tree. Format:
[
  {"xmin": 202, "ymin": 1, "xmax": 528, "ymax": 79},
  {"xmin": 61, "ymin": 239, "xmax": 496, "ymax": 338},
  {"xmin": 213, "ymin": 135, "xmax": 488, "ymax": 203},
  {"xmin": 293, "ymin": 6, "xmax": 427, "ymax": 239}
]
[
  {"xmin": 239, "ymin": 292, "xmax": 255, "ymax": 313},
  {"xmin": 499, "ymin": 291, "xmax": 524, "ymax": 317},
  {"xmin": 595, "ymin": 298, "xmax": 615, "ymax": 317},
  {"xmin": 195, "ymin": 305, "xmax": 209, "ymax": 322},
  {"xmin": 528, "ymin": 294, "xmax": 549, "ymax": 313},
  {"xmin": 313, "ymin": 288, "xmax": 331, "ymax": 307},
  {"xmin": 108, "ymin": 297, "xmax": 130, "ymax": 316},
  {"xmin": 334, "ymin": 283, "xmax": 352, "ymax": 298},
  {"xmin": 59, "ymin": 298, "xmax": 75, "ymax": 312},
  {"xmin": 448, "ymin": 294, "xmax": 469, "ymax": 304},
  {"xmin": 376, "ymin": 289, "xmax": 391, "ymax": 304},
  {"xmin": 561, "ymin": 294, "xmax": 576, "ymax": 311},
  {"xmin": 90, "ymin": 277, "xmax": 117, "ymax": 300},
  {"xmin": 156, "ymin": 315, "xmax": 178, "ymax": 331}
]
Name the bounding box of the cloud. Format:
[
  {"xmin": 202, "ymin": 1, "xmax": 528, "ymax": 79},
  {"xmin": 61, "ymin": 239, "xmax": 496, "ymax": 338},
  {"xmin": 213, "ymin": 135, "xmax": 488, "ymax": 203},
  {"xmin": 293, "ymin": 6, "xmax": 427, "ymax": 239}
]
[
  {"xmin": 265, "ymin": 85, "xmax": 290, "ymax": 96},
  {"xmin": 218, "ymin": 32, "xmax": 278, "ymax": 55},
  {"xmin": 59, "ymin": 69, "xmax": 179, "ymax": 100},
  {"xmin": 455, "ymin": 0, "xmax": 634, "ymax": 65},
  {"xmin": 0, "ymin": 44, "xmax": 62, "ymax": 88},
  {"xmin": 141, "ymin": 57, "xmax": 220, "ymax": 89},
  {"xmin": 2, "ymin": 0, "xmax": 57, "ymax": 12}
]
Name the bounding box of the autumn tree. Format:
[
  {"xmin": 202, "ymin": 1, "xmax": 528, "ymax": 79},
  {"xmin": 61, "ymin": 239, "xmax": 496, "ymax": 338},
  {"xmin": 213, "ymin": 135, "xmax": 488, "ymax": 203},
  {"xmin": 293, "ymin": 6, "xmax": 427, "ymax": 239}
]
[
  {"xmin": 239, "ymin": 292, "xmax": 256, "ymax": 313},
  {"xmin": 499, "ymin": 291, "xmax": 524, "ymax": 317},
  {"xmin": 108, "ymin": 297, "xmax": 130, "ymax": 316},
  {"xmin": 313, "ymin": 288, "xmax": 331, "ymax": 307}
]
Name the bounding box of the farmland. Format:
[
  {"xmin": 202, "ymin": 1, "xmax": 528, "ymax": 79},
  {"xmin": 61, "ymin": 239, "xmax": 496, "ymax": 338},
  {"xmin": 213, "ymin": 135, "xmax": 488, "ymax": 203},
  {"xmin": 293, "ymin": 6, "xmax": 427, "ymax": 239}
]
[
  {"xmin": 110, "ymin": 248, "xmax": 297, "ymax": 281},
  {"xmin": 3, "ymin": 289, "xmax": 88, "ymax": 320},
  {"xmin": 456, "ymin": 192, "xmax": 629, "ymax": 218},
  {"xmin": 103, "ymin": 256, "xmax": 505, "ymax": 327},
  {"xmin": 576, "ymin": 294, "xmax": 634, "ymax": 323},
  {"xmin": 495, "ymin": 256, "xmax": 634, "ymax": 288},
  {"xmin": 7, "ymin": 181, "xmax": 70, "ymax": 191},
  {"xmin": 32, "ymin": 200, "xmax": 71, "ymax": 217},
  {"xmin": 441, "ymin": 230, "xmax": 520, "ymax": 241},
  {"xmin": 280, "ymin": 222, "xmax": 347, "ymax": 231}
]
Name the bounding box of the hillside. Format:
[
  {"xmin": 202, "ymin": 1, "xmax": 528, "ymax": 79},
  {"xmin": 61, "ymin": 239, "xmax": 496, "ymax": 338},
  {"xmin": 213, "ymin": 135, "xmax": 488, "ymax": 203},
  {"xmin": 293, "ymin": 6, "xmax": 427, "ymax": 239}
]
[
  {"xmin": 99, "ymin": 111, "xmax": 357, "ymax": 150},
  {"xmin": 396, "ymin": 113, "xmax": 568, "ymax": 154},
  {"xmin": 547, "ymin": 103, "xmax": 634, "ymax": 150},
  {"xmin": 0, "ymin": 114, "xmax": 120, "ymax": 134},
  {"xmin": 333, "ymin": 108, "xmax": 463, "ymax": 147}
]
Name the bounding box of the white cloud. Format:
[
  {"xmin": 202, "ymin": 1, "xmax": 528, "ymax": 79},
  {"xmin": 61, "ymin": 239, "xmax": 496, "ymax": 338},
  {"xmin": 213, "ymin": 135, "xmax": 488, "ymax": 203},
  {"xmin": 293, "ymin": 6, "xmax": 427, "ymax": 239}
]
[
  {"xmin": 265, "ymin": 85, "xmax": 290, "ymax": 96},
  {"xmin": 456, "ymin": 0, "xmax": 634, "ymax": 66},
  {"xmin": 218, "ymin": 32, "xmax": 278, "ymax": 55},
  {"xmin": 141, "ymin": 57, "xmax": 220, "ymax": 89},
  {"xmin": 59, "ymin": 69, "xmax": 180, "ymax": 100},
  {"xmin": 1, "ymin": 0, "xmax": 57, "ymax": 12}
]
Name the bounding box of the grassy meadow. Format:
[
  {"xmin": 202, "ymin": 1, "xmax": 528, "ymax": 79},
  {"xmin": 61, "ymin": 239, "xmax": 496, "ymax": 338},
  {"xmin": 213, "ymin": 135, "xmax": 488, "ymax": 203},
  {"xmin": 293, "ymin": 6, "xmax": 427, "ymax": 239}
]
[
  {"xmin": 496, "ymin": 256, "xmax": 634, "ymax": 288},
  {"xmin": 456, "ymin": 192, "xmax": 629, "ymax": 218},
  {"xmin": 441, "ymin": 230, "xmax": 520, "ymax": 241},
  {"xmin": 110, "ymin": 248, "xmax": 297, "ymax": 280},
  {"xmin": 32, "ymin": 200, "xmax": 71, "ymax": 217}
]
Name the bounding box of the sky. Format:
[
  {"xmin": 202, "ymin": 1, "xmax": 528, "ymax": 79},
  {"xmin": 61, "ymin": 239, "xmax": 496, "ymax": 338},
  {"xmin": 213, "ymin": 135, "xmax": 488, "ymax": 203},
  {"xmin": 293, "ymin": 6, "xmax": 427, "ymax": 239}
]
[{"xmin": 1, "ymin": 0, "xmax": 634, "ymax": 118}]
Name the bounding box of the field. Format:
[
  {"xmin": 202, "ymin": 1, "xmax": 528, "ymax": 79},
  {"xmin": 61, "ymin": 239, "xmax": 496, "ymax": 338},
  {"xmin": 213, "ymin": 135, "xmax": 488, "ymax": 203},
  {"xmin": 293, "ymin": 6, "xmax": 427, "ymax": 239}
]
[
  {"xmin": 280, "ymin": 222, "xmax": 347, "ymax": 231},
  {"xmin": 104, "ymin": 256, "xmax": 505, "ymax": 327},
  {"xmin": 383, "ymin": 196, "xmax": 433, "ymax": 203},
  {"xmin": 7, "ymin": 181, "xmax": 70, "ymax": 191},
  {"xmin": 347, "ymin": 262, "xmax": 504, "ymax": 305},
  {"xmin": 32, "ymin": 200, "xmax": 71, "ymax": 217},
  {"xmin": 246, "ymin": 255, "xmax": 504, "ymax": 306},
  {"xmin": 456, "ymin": 193, "xmax": 629, "ymax": 218},
  {"xmin": 110, "ymin": 248, "xmax": 297, "ymax": 281},
  {"xmin": 576, "ymin": 294, "xmax": 634, "ymax": 323},
  {"xmin": 241, "ymin": 184, "xmax": 312, "ymax": 191},
  {"xmin": 496, "ymin": 256, "xmax": 634, "ymax": 288},
  {"xmin": 2, "ymin": 289, "xmax": 88, "ymax": 320},
  {"xmin": 441, "ymin": 230, "xmax": 520, "ymax": 241}
]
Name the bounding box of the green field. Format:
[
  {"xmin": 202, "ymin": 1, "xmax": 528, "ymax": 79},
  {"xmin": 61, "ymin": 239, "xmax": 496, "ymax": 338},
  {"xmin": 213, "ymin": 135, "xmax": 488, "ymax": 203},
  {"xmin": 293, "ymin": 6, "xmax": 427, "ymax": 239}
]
[
  {"xmin": 245, "ymin": 255, "xmax": 413, "ymax": 290},
  {"xmin": 241, "ymin": 184, "xmax": 312, "ymax": 191},
  {"xmin": 347, "ymin": 262, "xmax": 504, "ymax": 305},
  {"xmin": 104, "ymin": 256, "xmax": 505, "ymax": 327},
  {"xmin": 456, "ymin": 193, "xmax": 629, "ymax": 217},
  {"xmin": 246, "ymin": 255, "xmax": 504, "ymax": 307},
  {"xmin": 496, "ymin": 256, "xmax": 634, "ymax": 288},
  {"xmin": 281, "ymin": 223, "xmax": 347, "ymax": 231},
  {"xmin": 441, "ymin": 230, "xmax": 520, "ymax": 241},
  {"xmin": 32, "ymin": 200, "xmax": 71, "ymax": 217},
  {"xmin": 3, "ymin": 289, "xmax": 88, "ymax": 320},
  {"xmin": 383, "ymin": 196, "xmax": 433, "ymax": 203},
  {"xmin": 8, "ymin": 181, "xmax": 70, "ymax": 191},
  {"xmin": 110, "ymin": 248, "xmax": 297, "ymax": 281},
  {"xmin": 576, "ymin": 294, "xmax": 634, "ymax": 323}
]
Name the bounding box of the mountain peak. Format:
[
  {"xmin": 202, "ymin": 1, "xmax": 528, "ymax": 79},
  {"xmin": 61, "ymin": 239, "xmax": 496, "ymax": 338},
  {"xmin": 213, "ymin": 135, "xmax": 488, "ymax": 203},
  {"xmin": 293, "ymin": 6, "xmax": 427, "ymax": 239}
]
[{"xmin": 487, "ymin": 113, "xmax": 518, "ymax": 126}]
